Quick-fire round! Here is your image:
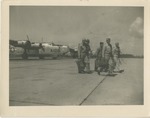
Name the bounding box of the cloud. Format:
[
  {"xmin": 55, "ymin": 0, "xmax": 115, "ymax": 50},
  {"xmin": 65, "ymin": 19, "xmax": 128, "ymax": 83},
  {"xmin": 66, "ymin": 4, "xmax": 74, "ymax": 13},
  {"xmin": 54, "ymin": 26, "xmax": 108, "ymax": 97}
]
[{"xmin": 129, "ymin": 17, "xmax": 143, "ymax": 39}]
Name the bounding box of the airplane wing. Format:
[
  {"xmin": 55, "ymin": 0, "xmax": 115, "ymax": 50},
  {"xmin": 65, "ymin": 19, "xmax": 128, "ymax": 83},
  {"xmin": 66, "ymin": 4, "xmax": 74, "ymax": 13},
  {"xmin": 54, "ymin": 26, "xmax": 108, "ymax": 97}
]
[{"xmin": 9, "ymin": 39, "xmax": 31, "ymax": 48}]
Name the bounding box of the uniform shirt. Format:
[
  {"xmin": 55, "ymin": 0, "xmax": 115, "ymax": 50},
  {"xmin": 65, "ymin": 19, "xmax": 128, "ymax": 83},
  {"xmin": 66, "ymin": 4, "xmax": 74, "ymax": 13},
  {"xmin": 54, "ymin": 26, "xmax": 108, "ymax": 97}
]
[
  {"xmin": 80, "ymin": 45, "xmax": 87, "ymax": 53},
  {"xmin": 104, "ymin": 44, "xmax": 112, "ymax": 56},
  {"xmin": 113, "ymin": 47, "xmax": 120, "ymax": 57},
  {"xmin": 96, "ymin": 47, "xmax": 104, "ymax": 59},
  {"xmin": 78, "ymin": 43, "xmax": 86, "ymax": 58},
  {"xmin": 85, "ymin": 44, "xmax": 91, "ymax": 56}
]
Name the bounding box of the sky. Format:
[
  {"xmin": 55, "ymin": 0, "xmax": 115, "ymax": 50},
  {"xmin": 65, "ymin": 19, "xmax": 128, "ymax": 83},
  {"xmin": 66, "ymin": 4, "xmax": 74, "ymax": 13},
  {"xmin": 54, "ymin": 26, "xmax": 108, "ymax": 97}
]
[{"xmin": 10, "ymin": 6, "xmax": 144, "ymax": 55}]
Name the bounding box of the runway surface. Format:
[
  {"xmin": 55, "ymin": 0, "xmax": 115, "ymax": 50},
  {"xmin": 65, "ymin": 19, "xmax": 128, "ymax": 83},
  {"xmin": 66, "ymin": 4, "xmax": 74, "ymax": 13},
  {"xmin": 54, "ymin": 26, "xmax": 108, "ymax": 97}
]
[{"xmin": 9, "ymin": 58, "xmax": 143, "ymax": 106}]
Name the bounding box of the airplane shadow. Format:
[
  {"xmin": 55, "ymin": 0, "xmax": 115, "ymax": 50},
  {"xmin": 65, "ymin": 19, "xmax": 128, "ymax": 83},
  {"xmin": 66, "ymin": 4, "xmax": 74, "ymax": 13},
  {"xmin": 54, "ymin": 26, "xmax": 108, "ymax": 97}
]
[
  {"xmin": 106, "ymin": 73, "xmax": 118, "ymax": 77},
  {"xmin": 93, "ymin": 70, "xmax": 118, "ymax": 77}
]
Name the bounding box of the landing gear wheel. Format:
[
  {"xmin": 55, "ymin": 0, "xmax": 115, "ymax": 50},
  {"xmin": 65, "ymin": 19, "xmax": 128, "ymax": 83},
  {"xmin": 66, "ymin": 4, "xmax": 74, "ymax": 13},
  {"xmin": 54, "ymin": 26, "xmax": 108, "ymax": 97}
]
[
  {"xmin": 39, "ymin": 56, "xmax": 44, "ymax": 59},
  {"xmin": 52, "ymin": 57, "xmax": 57, "ymax": 59},
  {"xmin": 22, "ymin": 53, "xmax": 28, "ymax": 59},
  {"xmin": 52, "ymin": 55, "xmax": 58, "ymax": 59}
]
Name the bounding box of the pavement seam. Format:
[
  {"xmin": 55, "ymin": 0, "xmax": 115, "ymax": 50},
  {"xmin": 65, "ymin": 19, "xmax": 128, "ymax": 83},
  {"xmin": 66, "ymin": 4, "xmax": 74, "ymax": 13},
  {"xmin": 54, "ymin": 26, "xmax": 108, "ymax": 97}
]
[{"xmin": 79, "ymin": 75, "xmax": 107, "ymax": 105}]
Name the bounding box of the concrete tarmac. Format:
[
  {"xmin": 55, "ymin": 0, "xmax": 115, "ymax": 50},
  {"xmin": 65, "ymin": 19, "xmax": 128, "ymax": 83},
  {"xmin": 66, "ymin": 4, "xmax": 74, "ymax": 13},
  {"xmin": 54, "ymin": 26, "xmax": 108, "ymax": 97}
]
[{"xmin": 9, "ymin": 58, "xmax": 143, "ymax": 106}]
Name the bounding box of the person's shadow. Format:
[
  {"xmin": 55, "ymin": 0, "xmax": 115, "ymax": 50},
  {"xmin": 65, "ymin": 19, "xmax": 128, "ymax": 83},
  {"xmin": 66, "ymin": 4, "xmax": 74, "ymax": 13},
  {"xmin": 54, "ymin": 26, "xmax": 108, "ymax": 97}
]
[
  {"xmin": 113, "ymin": 69, "xmax": 124, "ymax": 73},
  {"xmin": 106, "ymin": 73, "xmax": 118, "ymax": 77}
]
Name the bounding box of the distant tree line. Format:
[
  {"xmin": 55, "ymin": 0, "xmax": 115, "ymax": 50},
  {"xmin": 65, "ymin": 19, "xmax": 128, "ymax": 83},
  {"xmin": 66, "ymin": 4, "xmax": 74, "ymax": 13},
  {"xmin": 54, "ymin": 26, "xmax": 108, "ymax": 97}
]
[
  {"xmin": 90, "ymin": 53, "xmax": 144, "ymax": 58},
  {"xmin": 120, "ymin": 54, "xmax": 144, "ymax": 58},
  {"xmin": 65, "ymin": 48, "xmax": 144, "ymax": 59}
]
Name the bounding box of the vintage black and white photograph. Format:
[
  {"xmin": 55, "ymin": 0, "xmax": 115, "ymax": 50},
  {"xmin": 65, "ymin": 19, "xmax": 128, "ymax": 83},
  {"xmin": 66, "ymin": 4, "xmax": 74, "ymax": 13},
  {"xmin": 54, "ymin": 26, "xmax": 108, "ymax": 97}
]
[{"xmin": 9, "ymin": 6, "xmax": 144, "ymax": 106}]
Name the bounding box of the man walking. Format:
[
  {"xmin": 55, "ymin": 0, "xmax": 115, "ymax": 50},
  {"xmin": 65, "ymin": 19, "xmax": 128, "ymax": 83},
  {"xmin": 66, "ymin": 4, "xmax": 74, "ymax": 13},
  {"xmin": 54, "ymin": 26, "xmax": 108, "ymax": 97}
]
[
  {"xmin": 84, "ymin": 39, "xmax": 92, "ymax": 73},
  {"xmin": 113, "ymin": 42, "xmax": 121, "ymax": 72},
  {"xmin": 95, "ymin": 42, "xmax": 106, "ymax": 75},
  {"xmin": 76, "ymin": 39, "xmax": 87, "ymax": 73},
  {"xmin": 104, "ymin": 38, "xmax": 114, "ymax": 75}
]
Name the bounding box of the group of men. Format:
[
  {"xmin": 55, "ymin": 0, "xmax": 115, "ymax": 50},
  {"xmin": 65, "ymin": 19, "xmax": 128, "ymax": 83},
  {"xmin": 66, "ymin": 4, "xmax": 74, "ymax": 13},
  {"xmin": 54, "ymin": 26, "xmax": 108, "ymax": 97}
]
[{"xmin": 76, "ymin": 38, "xmax": 122, "ymax": 75}]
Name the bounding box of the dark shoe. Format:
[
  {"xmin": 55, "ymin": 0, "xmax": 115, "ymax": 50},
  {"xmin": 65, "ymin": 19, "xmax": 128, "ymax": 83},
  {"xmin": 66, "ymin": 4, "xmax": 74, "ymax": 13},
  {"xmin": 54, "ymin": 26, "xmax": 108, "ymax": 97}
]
[{"xmin": 119, "ymin": 70, "xmax": 124, "ymax": 73}]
